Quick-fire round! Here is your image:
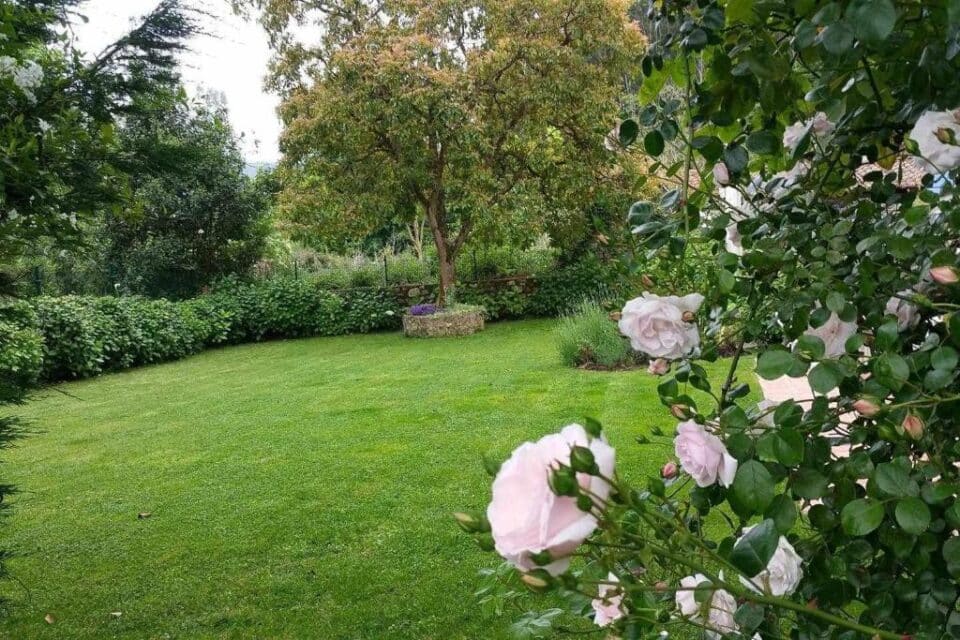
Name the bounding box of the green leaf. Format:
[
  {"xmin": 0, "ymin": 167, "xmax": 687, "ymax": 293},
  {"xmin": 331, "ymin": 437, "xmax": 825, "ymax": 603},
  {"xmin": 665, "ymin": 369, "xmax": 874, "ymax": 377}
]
[
  {"xmin": 826, "ymin": 292, "xmax": 846, "ymax": 313},
  {"xmin": 846, "ymin": 0, "xmax": 897, "ymax": 44},
  {"xmin": 746, "ymin": 130, "xmax": 779, "ymax": 155},
  {"xmin": 819, "ymin": 21, "xmax": 854, "ymax": 54},
  {"xmin": 729, "ymin": 519, "xmax": 779, "ymax": 577},
  {"xmin": 644, "ymin": 130, "xmax": 665, "ymax": 156},
  {"xmin": 874, "ymin": 463, "xmax": 919, "ymax": 498},
  {"xmin": 731, "ymin": 460, "xmax": 775, "ymax": 516},
  {"xmin": 895, "ymin": 497, "xmax": 931, "ymax": 535},
  {"xmin": 792, "ymin": 469, "xmax": 829, "ymax": 499},
  {"xmin": 809, "ymin": 362, "xmax": 842, "ymax": 394},
  {"xmin": 723, "ymin": 145, "xmax": 749, "ymax": 173},
  {"xmin": 873, "ymin": 353, "xmax": 910, "ymax": 391},
  {"xmin": 795, "ymin": 334, "xmax": 825, "ymax": 360},
  {"xmin": 765, "ymin": 494, "xmax": 798, "ymax": 533},
  {"xmin": 618, "ymin": 119, "xmax": 639, "ymax": 146},
  {"xmin": 757, "ymin": 349, "xmax": 795, "ymax": 380},
  {"xmin": 932, "ymin": 346, "xmax": 959, "ymax": 371},
  {"xmin": 945, "ymin": 537, "xmax": 960, "ymax": 578},
  {"xmin": 841, "ymin": 499, "xmax": 885, "ymax": 536}
]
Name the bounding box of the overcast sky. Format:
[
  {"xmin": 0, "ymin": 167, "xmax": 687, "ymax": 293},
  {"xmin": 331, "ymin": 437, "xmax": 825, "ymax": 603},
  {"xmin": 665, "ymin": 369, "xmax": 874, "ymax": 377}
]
[{"xmin": 70, "ymin": 0, "xmax": 282, "ymax": 163}]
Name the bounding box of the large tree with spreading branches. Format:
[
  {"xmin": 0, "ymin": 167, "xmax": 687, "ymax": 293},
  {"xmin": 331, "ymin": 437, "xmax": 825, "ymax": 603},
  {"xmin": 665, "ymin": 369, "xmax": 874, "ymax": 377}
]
[{"xmin": 242, "ymin": 0, "xmax": 644, "ymax": 303}]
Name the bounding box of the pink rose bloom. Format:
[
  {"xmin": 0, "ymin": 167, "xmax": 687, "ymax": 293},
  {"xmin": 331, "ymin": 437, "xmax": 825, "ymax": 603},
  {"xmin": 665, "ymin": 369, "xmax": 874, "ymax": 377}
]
[
  {"xmin": 804, "ymin": 312, "xmax": 857, "ymax": 359},
  {"xmin": 674, "ymin": 421, "xmax": 737, "ymax": 488},
  {"xmin": 931, "ymin": 266, "xmax": 959, "ymax": 285},
  {"xmin": 675, "ymin": 574, "xmax": 739, "ymax": 639},
  {"xmin": 783, "ymin": 112, "xmax": 834, "ymax": 155},
  {"xmin": 487, "ymin": 424, "xmax": 615, "ymax": 576},
  {"xmin": 885, "ymin": 292, "xmax": 919, "ymax": 331},
  {"xmin": 619, "ymin": 293, "xmax": 704, "ymax": 360},
  {"xmin": 713, "ymin": 162, "xmax": 730, "ymax": 185},
  {"xmin": 647, "ymin": 358, "xmax": 670, "ymax": 376},
  {"xmin": 592, "ymin": 573, "xmax": 627, "ymax": 627},
  {"xmin": 737, "ymin": 526, "xmax": 803, "ymax": 596}
]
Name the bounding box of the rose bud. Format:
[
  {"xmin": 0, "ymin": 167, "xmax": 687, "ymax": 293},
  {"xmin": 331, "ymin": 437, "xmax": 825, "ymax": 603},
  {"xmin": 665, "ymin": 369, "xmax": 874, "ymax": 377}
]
[
  {"xmin": 852, "ymin": 398, "xmax": 881, "ymax": 417},
  {"xmin": 670, "ymin": 404, "xmax": 690, "ymax": 419},
  {"xmin": 935, "ymin": 127, "xmax": 957, "ymax": 145},
  {"xmin": 569, "ymin": 445, "xmax": 598, "ymax": 474},
  {"xmin": 520, "ymin": 569, "xmax": 555, "ymax": 593},
  {"xmin": 661, "ymin": 461, "xmax": 678, "ymax": 479},
  {"xmin": 930, "ymin": 266, "xmax": 959, "ymax": 285},
  {"xmin": 453, "ymin": 511, "xmax": 490, "ymax": 533},
  {"xmin": 681, "ymin": 310, "xmax": 696, "ymax": 323},
  {"xmin": 713, "ymin": 162, "xmax": 730, "ymax": 185},
  {"xmin": 648, "ymin": 358, "xmax": 670, "ymax": 376},
  {"xmin": 641, "ymin": 274, "xmax": 656, "ymax": 288},
  {"xmin": 903, "ymin": 414, "xmax": 924, "ymax": 440}
]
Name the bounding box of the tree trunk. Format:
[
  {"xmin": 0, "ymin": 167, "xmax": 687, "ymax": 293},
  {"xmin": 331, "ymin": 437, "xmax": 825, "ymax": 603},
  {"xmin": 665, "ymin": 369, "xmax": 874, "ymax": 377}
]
[
  {"xmin": 424, "ymin": 197, "xmax": 456, "ymax": 306},
  {"xmin": 438, "ymin": 249, "xmax": 456, "ymax": 306}
]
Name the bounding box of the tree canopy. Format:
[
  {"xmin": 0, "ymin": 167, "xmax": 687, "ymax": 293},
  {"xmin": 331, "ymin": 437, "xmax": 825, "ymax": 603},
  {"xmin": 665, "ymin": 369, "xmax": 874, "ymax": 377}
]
[{"xmin": 246, "ymin": 0, "xmax": 645, "ymax": 301}]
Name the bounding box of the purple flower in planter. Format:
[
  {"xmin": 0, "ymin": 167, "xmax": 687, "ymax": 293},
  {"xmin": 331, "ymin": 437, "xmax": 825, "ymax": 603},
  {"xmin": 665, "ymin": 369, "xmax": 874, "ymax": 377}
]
[{"xmin": 409, "ymin": 303, "xmax": 438, "ymax": 316}]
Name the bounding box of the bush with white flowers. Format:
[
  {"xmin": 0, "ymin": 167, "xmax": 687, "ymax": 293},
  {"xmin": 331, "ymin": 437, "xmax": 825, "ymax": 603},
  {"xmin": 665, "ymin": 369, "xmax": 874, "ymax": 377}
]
[{"xmin": 459, "ymin": 2, "xmax": 960, "ymax": 639}]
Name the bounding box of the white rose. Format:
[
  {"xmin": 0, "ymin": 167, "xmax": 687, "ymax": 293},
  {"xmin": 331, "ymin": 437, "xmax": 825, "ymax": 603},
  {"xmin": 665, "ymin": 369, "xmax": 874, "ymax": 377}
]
[
  {"xmin": 619, "ymin": 292, "xmax": 704, "ymax": 360},
  {"xmin": 783, "ymin": 112, "xmax": 834, "ymax": 155},
  {"xmin": 675, "ymin": 574, "xmax": 739, "ymax": 639},
  {"xmin": 908, "ymin": 109, "xmax": 960, "ymax": 173},
  {"xmin": 674, "ymin": 421, "xmax": 738, "ymax": 488},
  {"xmin": 725, "ymin": 223, "xmax": 744, "ymax": 256},
  {"xmin": 885, "ymin": 292, "xmax": 919, "ymax": 331},
  {"xmin": 804, "ymin": 311, "xmax": 857, "ymax": 359},
  {"xmin": 738, "ymin": 526, "xmax": 803, "ymax": 596},
  {"xmin": 592, "ymin": 573, "xmax": 627, "ymax": 627},
  {"xmin": 487, "ymin": 424, "xmax": 615, "ymax": 576}
]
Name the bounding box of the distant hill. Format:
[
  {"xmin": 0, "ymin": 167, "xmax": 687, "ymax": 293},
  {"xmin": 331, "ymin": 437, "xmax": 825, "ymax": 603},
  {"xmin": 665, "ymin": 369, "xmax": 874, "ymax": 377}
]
[{"xmin": 243, "ymin": 161, "xmax": 277, "ymax": 177}]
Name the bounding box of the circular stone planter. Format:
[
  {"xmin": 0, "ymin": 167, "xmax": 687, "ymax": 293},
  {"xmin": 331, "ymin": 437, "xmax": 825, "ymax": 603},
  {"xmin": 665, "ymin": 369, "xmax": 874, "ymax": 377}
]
[{"xmin": 402, "ymin": 311, "xmax": 485, "ymax": 338}]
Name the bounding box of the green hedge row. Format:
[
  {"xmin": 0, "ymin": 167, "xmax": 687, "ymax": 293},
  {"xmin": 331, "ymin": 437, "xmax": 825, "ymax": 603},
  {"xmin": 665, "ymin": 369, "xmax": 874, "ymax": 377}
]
[{"xmin": 1, "ymin": 259, "xmax": 623, "ymax": 384}]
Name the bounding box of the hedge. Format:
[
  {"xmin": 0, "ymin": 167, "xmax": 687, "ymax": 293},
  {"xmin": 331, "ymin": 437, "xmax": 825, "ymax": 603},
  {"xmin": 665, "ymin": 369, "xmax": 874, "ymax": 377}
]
[{"xmin": 7, "ymin": 259, "xmax": 623, "ymax": 384}]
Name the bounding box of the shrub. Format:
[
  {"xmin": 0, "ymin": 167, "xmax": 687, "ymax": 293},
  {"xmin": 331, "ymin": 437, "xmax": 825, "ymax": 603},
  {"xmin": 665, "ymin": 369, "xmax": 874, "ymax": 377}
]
[
  {"xmin": 33, "ymin": 296, "xmax": 103, "ymax": 380},
  {"xmin": 0, "ymin": 308, "xmax": 43, "ymax": 403},
  {"xmin": 555, "ymin": 301, "xmax": 632, "ymax": 368},
  {"xmin": 528, "ymin": 258, "xmax": 623, "ymax": 317}
]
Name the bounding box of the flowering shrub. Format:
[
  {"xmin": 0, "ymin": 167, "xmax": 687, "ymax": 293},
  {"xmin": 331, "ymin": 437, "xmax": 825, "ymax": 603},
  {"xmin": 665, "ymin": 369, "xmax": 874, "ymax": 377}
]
[
  {"xmin": 409, "ymin": 304, "xmax": 439, "ymax": 316},
  {"xmin": 460, "ymin": 2, "xmax": 960, "ymax": 639}
]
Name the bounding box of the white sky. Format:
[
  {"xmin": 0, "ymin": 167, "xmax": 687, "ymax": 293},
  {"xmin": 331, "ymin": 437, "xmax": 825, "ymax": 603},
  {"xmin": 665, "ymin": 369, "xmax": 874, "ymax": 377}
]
[{"xmin": 70, "ymin": 0, "xmax": 282, "ymax": 163}]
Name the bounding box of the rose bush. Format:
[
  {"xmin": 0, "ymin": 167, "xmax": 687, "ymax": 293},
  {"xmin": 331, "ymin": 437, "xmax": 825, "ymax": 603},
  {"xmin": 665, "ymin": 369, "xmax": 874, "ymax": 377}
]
[{"xmin": 459, "ymin": 2, "xmax": 960, "ymax": 639}]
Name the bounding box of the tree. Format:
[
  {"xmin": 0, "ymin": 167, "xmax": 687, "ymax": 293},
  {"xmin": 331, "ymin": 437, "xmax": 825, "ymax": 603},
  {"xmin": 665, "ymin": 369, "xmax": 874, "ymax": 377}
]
[
  {"xmin": 462, "ymin": 2, "xmax": 960, "ymax": 639},
  {"xmin": 0, "ymin": 0, "xmax": 196, "ymax": 597},
  {"xmin": 245, "ymin": 0, "xmax": 644, "ymax": 303},
  {"xmin": 100, "ymin": 90, "xmax": 274, "ymax": 299}
]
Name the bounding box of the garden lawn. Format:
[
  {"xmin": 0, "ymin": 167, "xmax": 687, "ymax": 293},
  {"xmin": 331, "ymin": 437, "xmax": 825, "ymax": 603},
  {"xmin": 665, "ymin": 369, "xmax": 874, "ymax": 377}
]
[{"xmin": 0, "ymin": 320, "xmax": 746, "ymax": 639}]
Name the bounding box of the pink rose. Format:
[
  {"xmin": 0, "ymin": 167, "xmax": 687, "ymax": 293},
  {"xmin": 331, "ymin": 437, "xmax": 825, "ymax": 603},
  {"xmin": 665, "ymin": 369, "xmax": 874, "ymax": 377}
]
[
  {"xmin": 783, "ymin": 112, "xmax": 834, "ymax": 155},
  {"xmin": 487, "ymin": 424, "xmax": 615, "ymax": 576},
  {"xmin": 804, "ymin": 312, "xmax": 857, "ymax": 359},
  {"xmin": 661, "ymin": 461, "xmax": 679, "ymax": 479},
  {"xmin": 648, "ymin": 358, "xmax": 671, "ymax": 376},
  {"xmin": 931, "ymin": 266, "xmax": 959, "ymax": 285},
  {"xmin": 713, "ymin": 162, "xmax": 730, "ymax": 185},
  {"xmin": 885, "ymin": 292, "xmax": 920, "ymax": 331},
  {"xmin": 592, "ymin": 572, "xmax": 627, "ymax": 627},
  {"xmin": 674, "ymin": 421, "xmax": 738, "ymax": 488},
  {"xmin": 619, "ymin": 292, "xmax": 704, "ymax": 360},
  {"xmin": 675, "ymin": 574, "xmax": 738, "ymax": 639}
]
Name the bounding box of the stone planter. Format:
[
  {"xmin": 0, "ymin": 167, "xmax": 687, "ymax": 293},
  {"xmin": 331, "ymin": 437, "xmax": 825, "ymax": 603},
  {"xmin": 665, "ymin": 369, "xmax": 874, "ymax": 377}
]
[{"xmin": 402, "ymin": 311, "xmax": 485, "ymax": 338}]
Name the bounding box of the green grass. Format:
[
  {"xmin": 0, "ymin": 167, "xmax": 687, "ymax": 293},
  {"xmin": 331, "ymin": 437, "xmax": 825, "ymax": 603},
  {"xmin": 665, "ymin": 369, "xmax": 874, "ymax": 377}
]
[{"xmin": 0, "ymin": 320, "xmax": 743, "ymax": 639}]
